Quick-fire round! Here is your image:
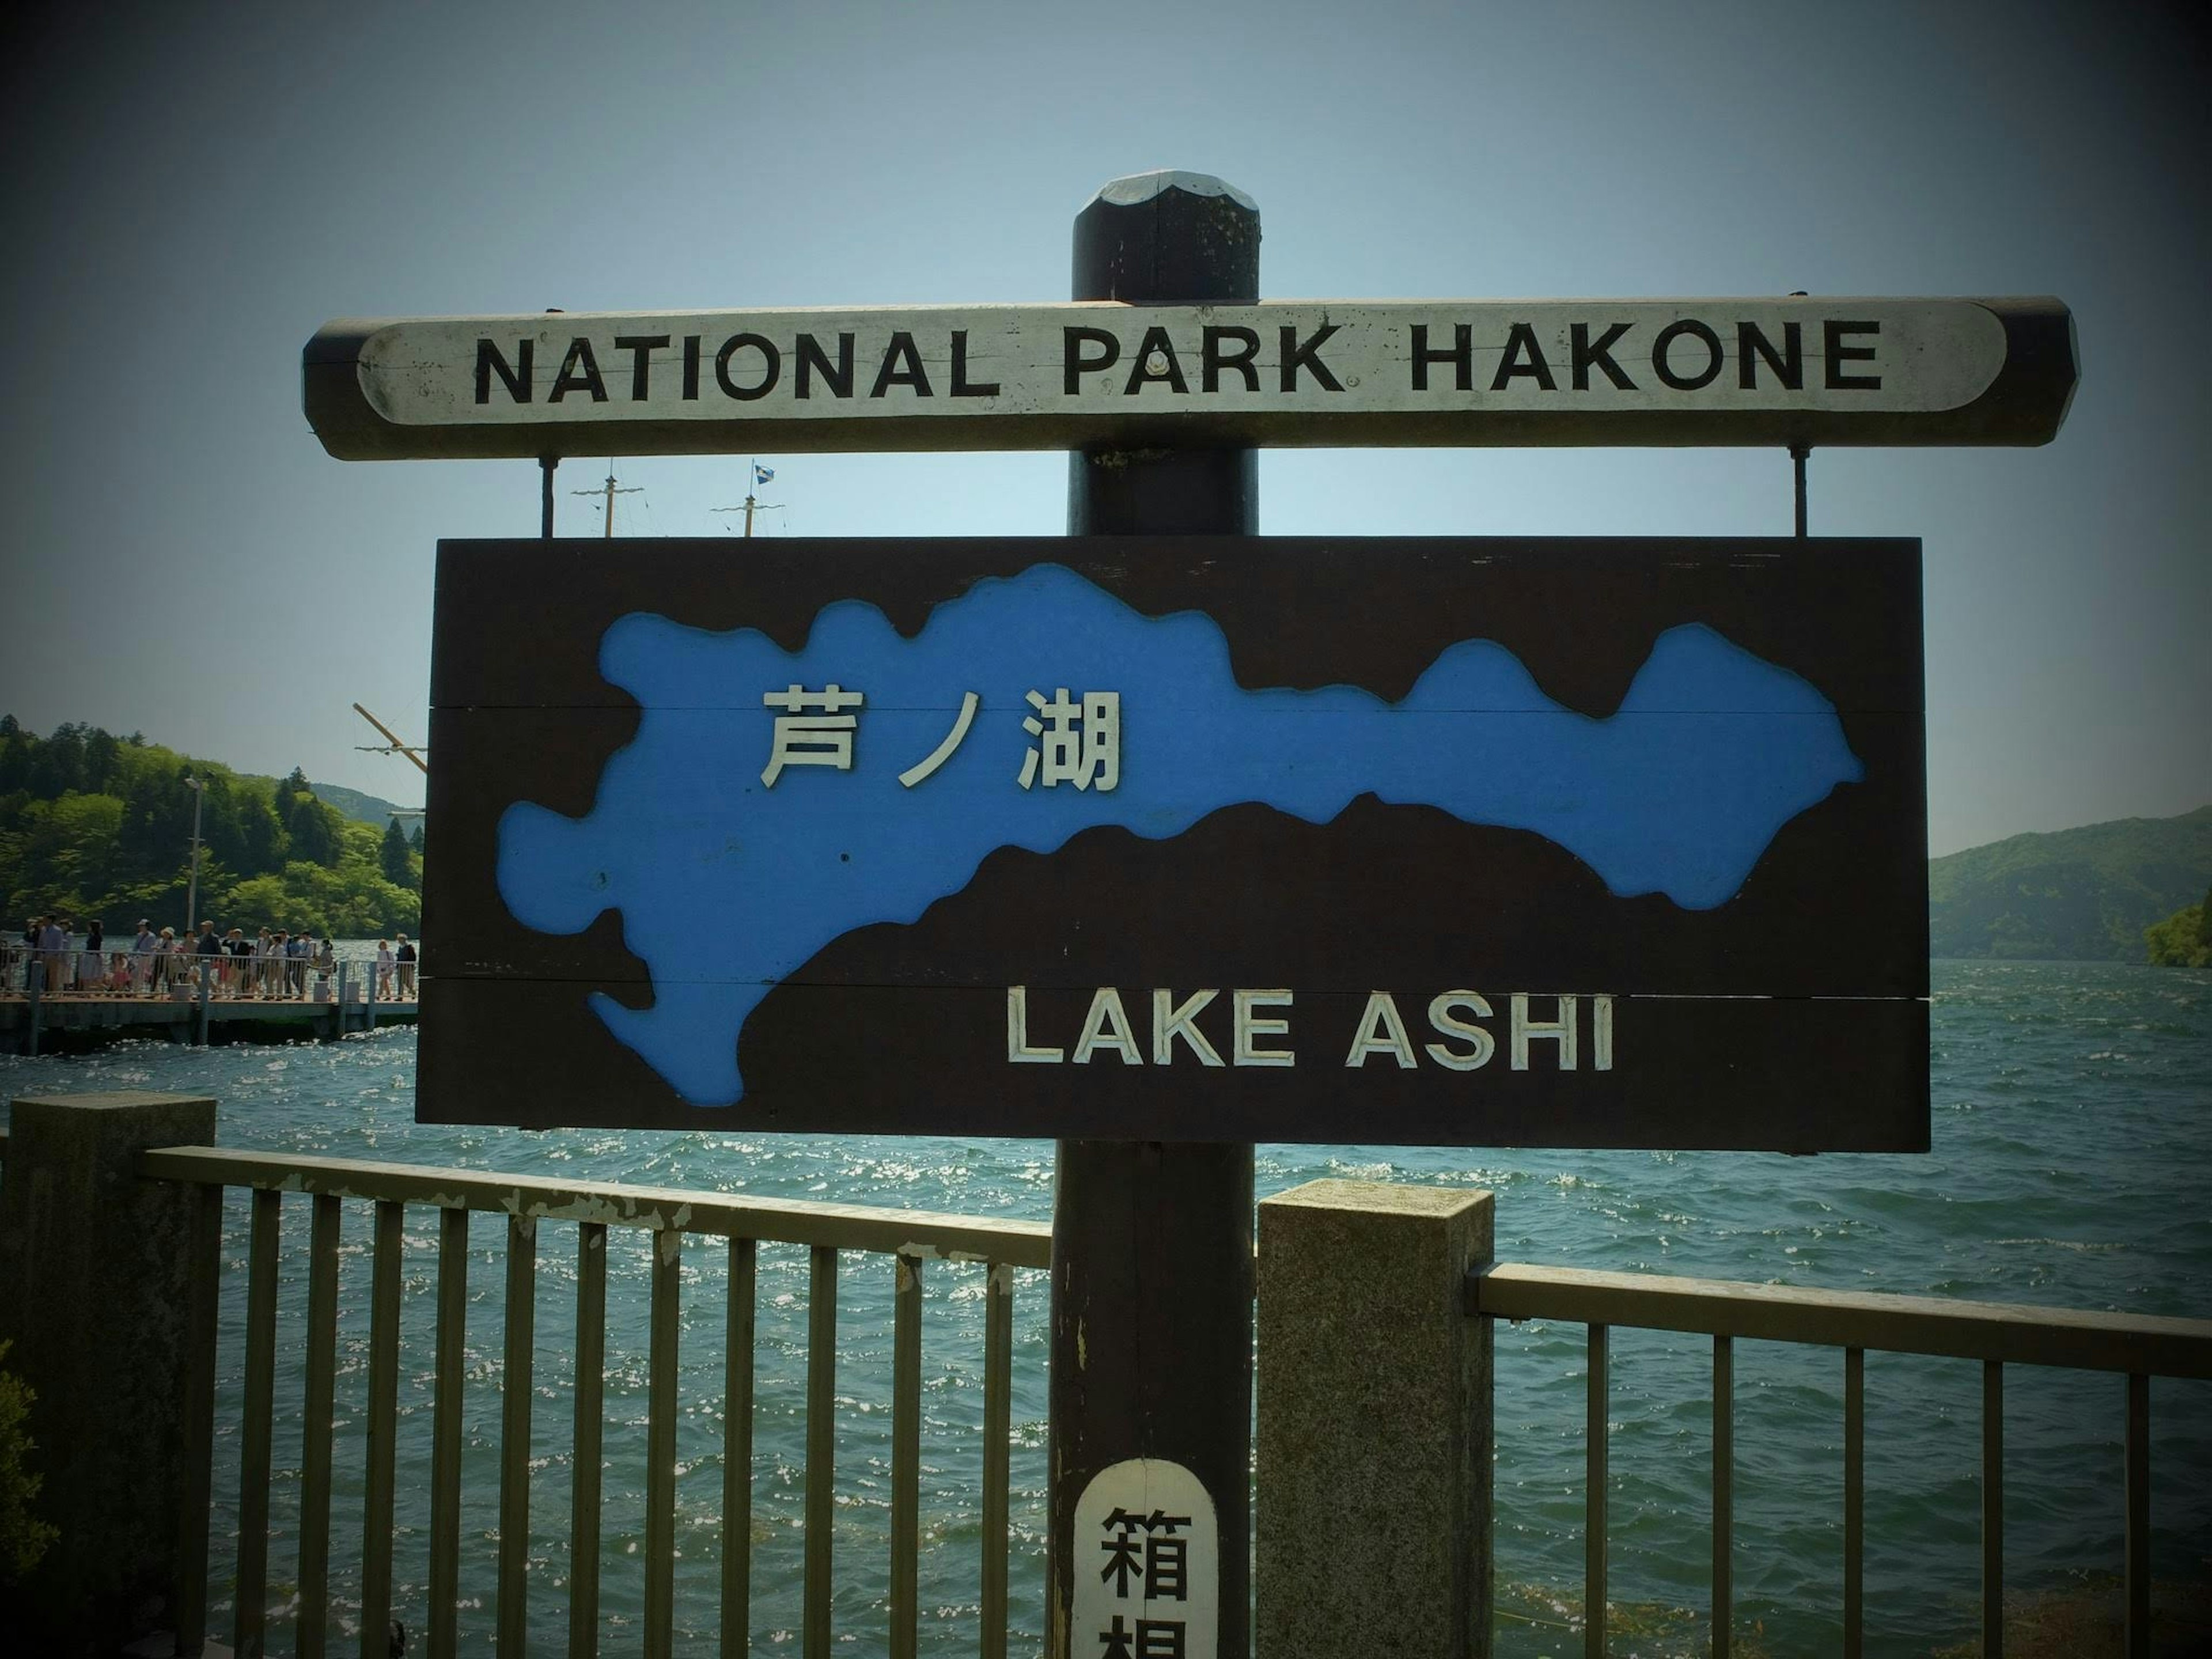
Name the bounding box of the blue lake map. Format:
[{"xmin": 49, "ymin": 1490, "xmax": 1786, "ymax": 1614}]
[{"xmin": 498, "ymin": 562, "xmax": 1863, "ymax": 1105}]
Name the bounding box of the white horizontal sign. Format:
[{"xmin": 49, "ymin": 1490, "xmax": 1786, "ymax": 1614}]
[{"xmin": 305, "ymin": 297, "xmax": 2075, "ymax": 458}]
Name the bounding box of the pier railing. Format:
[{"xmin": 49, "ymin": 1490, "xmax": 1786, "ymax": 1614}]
[
  {"xmin": 8, "ymin": 1110, "xmax": 2212, "ymax": 1657},
  {"xmin": 1, "ymin": 950, "xmax": 416, "ymax": 1054},
  {"xmin": 180, "ymin": 1149, "xmax": 1044, "ymax": 1659},
  {"xmin": 0, "ymin": 1101, "xmax": 1048, "ymax": 1659},
  {"xmin": 0, "ymin": 940, "xmax": 409, "ymax": 1001},
  {"xmin": 1475, "ymin": 1263, "xmax": 2212, "ymax": 1659},
  {"xmin": 1256, "ymin": 1180, "xmax": 2212, "ymax": 1659}
]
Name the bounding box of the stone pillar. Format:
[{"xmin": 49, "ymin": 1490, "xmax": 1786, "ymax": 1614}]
[
  {"xmin": 1255, "ymin": 1179, "xmax": 1494, "ymax": 1656},
  {"xmin": 0, "ymin": 1091, "xmax": 219, "ymax": 1650}
]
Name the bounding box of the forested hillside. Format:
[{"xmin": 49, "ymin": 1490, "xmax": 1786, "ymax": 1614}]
[
  {"xmin": 0, "ymin": 717, "xmax": 422, "ymax": 936},
  {"xmin": 7, "ymin": 712, "xmax": 2203, "ymax": 960},
  {"xmin": 2144, "ymin": 891, "xmax": 2211, "ymax": 968},
  {"xmin": 310, "ymin": 779, "xmax": 415, "ymax": 830},
  {"xmin": 1929, "ymin": 806, "xmax": 2212, "ymax": 961}
]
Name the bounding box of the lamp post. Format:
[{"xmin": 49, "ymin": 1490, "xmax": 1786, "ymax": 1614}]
[{"xmin": 183, "ymin": 774, "xmax": 205, "ymax": 933}]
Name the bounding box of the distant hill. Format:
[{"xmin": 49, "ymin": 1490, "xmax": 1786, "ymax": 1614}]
[
  {"xmin": 218, "ymin": 772, "xmax": 413, "ymax": 830},
  {"xmin": 305, "ymin": 780, "xmax": 416, "ymax": 828},
  {"xmin": 1929, "ymin": 806, "xmax": 2212, "ymax": 961}
]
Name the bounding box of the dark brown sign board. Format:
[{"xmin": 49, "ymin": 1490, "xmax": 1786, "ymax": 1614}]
[{"xmin": 421, "ymin": 535, "xmax": 1927, "ymax": 1150}]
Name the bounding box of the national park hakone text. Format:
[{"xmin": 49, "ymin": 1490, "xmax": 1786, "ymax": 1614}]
[{"xmin": 469, "ymin": 316, "xmax": 1889, "ymax": 407}]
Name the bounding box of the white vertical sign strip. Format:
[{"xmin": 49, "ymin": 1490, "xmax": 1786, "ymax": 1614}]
[
  {"xmin": 1070, "ymin": 1457, "xmax": 1219, "ymax": 1658},
  {"xmin": 349, "ymin": 298, "xmax": 2010, "ymax": 429}
]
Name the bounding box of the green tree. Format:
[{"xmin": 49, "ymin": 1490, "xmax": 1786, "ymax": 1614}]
[
  {"xmin": 380, "ymin": 817, "xmax": 416, "ymax": 889},
  {"xmin": 114, "ymin": 763, "xmax": 196, "ymax": 888},
  {"xmin": 283, "ymin": 786, "xmax": 343, "ymax": 868},
  {"xmin": 2145, "ymin": 900, "xmax": 2211, "ymax": 968},
  {"xmin": 0, "ymin": 724, "xmax": 24, "ymax": 794},
  {"xmin": 28, "ymin": 725, "xmax": 86, "ymax": 797},
  {"xmin": 408, "ymin": 820, "xmax": 425, "ymax": 855},
  {"xmin": 235, "ymin": 791, "xmax": 287, "ymax": 872},
  {"xmin": 82, "ymin": 727, "xmax": 120, "ymax": 793}
]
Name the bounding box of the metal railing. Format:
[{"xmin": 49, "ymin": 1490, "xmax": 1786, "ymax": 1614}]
[
  {"xmin": 138, "ymin": 1146, "xmax": 1051, "ymax": 1659},
  {"xmin": 13, "ymin": 1130, "xmax": 2206, "ymax": 1654},
  {"xmin": 1, "ymin": 940, "xmax": 404, "ymax": 1001},
  {"xmin": 1471, "ymin": 1262, "xmax": 2212, "ymax": 1659}
]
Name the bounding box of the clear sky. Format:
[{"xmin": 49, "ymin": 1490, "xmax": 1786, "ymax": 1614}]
[{"xmin": 3, "ymin": 0, "xmax": 2204, "ymax": 857}]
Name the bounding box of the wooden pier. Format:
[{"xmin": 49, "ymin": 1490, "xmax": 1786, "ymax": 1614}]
[{"xmin": 0, "ymin": 981, "xmax": 417, "ymax": 1055}]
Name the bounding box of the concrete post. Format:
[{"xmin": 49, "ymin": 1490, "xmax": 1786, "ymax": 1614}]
[
  {"xmin": 0, "ymin": 1091, "xmax": 221, "ymax": 1650},
  {"xmin": 1255, "ymin": 1179, "xmax": 1494, "ymax": 1656}
]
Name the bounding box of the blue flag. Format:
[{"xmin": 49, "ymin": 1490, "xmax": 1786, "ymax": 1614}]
[{"xmin": 753, "ymin": 464, "xmax": 775, "ymax": 486}]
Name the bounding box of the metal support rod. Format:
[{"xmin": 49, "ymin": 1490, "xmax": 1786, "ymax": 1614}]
[
  {"xmin": 2126, "ymin": 1373, "xmax": 2150, "ymax": 1658},
  {"xmin": 176, "ymin": 1181, "xmax": 222, "ymax": 1655},
  {"xmin": 541, "ymin": 456, "xmax": 557, "ymax": 538},
  {"xmin": 1983, "ymin": 1359, "xmax": 2005, "ymax": 1659},
  {"xmin": 299, "ymin": 1193, "xmax": 341, "ymax": 1658},
  {"xmin": 1791, "ymin": 443, "xmax": 1810, "ymax": 537},
  {"xmin": 361, "ymin": 1200, "xmax": 403, "ymax": 1658},
  {"xmin": 1050, "ymin": 170, "xmax": 1260, "ymax": 1659},
  {"xmin": 570, "ymin": 1222, "xmax": 608, "ymax": 1656},
  {"xmin": 1844, "ymin": 1346, "xmax": 1865, "ymax": 1659},
  {"xmin": 235, "ymin": 1190, "xmax": 280, "ymax": 1656},
  {"xmin": 1713, "ymin": 1334, "xmax": 1732, "ymax": 1659},
  {"xmin": 645, "ymin": 1228, "xmax": 681, "ymax": 1659},
  {"xmin": 498, "ymin": 1214, "xmax": 537, "ymax": 1653},
  {"xmin": 1586, "ymin": 1323, "xmax": 1608, "ymax": 1659},
  {"xmin": 724, "ymin": 1237, "xmax": 757, "ymax": 1658},
  {"xmin": 429, "ymin": 1207, "xmax": 469, "ymax": 1659},
  {"xmin": 982, "ymin": 1264, "xmax": 1013, "ymax": 1659},
  {"xmin": 890, "ymin": 1252, "xmax": 923, "ymax": 1659},
  {"xmin": 805, "ymin": 1245, "xmax": 839, "ymax": 1659}
]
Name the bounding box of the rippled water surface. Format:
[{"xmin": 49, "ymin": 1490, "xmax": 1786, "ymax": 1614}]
[{"xmin": 3, "ymin": 960, "xmax": 2207, "ymax": 1654}]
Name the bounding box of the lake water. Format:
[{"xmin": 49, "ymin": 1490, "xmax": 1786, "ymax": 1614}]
[{"xmin": 2, "ymin": 959, "xmax": 2207, "ymax": 1655}]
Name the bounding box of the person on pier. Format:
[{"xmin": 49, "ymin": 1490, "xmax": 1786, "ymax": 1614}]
[
  {"xmin": 133, "ymin": 920, "xmax": 158, "ymax": 991},
  {"xmin": 37, "ymin": 916, "xmax": 66, "ymax": 994}
]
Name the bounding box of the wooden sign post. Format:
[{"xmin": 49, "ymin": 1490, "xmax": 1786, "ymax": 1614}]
[
  {"xmin": 306, "ymin": 169, "xmax": 2075, "ymax": 1657},
  {"xmin": 1049, "ymin": 172, "xmax": 1259, "ymax": 1659}
]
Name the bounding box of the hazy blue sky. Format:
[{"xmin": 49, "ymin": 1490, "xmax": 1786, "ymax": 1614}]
[{"xmin": 3, "ymin": 0, "xmax": 2204, "ymax": 855}]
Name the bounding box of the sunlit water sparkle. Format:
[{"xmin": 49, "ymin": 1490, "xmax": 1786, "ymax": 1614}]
[{"xmin": 2, "ymin": 959, "xmax": 2206, "ymax": 1655}]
